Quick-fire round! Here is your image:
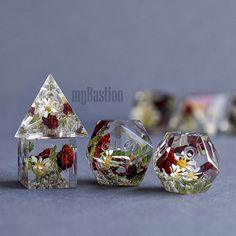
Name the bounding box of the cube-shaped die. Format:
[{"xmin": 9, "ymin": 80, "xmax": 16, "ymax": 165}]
[{"xmin": 15, "ymin": 75, "xmax": 88, "ymax": 189}]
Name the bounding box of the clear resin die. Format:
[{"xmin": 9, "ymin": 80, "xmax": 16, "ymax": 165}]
[
  {"xmin": 15, "ymin": 75, "xmax": 88, "ymax": 189},
  {"xmin": 87, "ymin": 120, "xmax": 153, "ymax": 186},
  {"xmin": 18, "ymin": 138, "xmax": 77, "ymax": 189},
  {"xmin": 153, "ymin": 132, "xmax": 219, "ymax": 194}
]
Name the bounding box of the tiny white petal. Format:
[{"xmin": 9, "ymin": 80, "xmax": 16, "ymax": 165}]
[{"xmin": 31, "ymin": 156, "xmax": 38, "ymax": 163}]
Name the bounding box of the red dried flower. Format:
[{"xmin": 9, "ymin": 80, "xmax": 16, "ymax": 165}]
[
  {"xmin": 57, "ymin": 144, "xmax": 74, "ymax": 170},
  {"xmin": 94, "ymin": 145, "xmax": 102, "ymax": 157},
  {"xmin": 200, "ymin": 162, "xmax": 214, "ymax": 173},
  {"xmin": 156, "ymin": 148, "xmax": 177, "ymax": 174},
  {"xmin": 63, "ymin": 103, "xmax": 73, "ymax": 115},
  {"xmin": 37, "ymin": 148, "xmax": 51, "ymax": 160},
  {"xmin": 163, "ymin": 161, "xmax": 172, "ymax": 175},
  {"xmin": 42, "ymin": 114, "xmax": 59, "ymax": 129},
  {"xmin": 92, "ymin": 160, "xmax": 98, "ymax": 171},
  {"xmin": 91, "ymin": 120, "xmax": 110, "ymax": 138},
  {"xmin": 174, "ymin": 145, "xmax": 188, "ymax": 153},
  {"xmin": 99, "ymin": 133, "xmax": 110, "ymax": 144},
  {"xmin": 93, "ymin": 133, "xmax": 111, "ymax": 157},
  {"xmin": 167, "ymin": 148, "xmax": 177, "ymax": 165}
]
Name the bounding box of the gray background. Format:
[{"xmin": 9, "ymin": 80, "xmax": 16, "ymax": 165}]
[{"xmin": 0, "ymin": 1, "xmax": 236, "ymax": 236}]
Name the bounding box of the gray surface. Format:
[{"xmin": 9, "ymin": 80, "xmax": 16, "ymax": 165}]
[
  {"xmin": 0, "ymin": 1, "xmax": 236, "ymax": 236},
  {"xmin": 0, "ymin": 135, "xmax": 235, "ymax": 236}
]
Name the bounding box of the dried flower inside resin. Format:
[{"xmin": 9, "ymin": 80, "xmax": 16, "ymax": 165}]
[
  {"xmin": 15, "ymin": 74, "xmax": 88, "ymax": 189},
  {"xmin": 87, "ymin": 120, "xmax": 153, "ymax": 186},
  {"xmin": 154, "ymin": 132, "xmax": 219, "ymax": 194}
]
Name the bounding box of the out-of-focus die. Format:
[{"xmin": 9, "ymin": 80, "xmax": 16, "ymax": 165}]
[
  {"xmin": 219, "ymin": 95, "xmax": 236, "ymax": 134},
  {"xmin": 87, "ymin": 120, "xmax": 153, "ymax": 186},
  {"xmin": 169, "ymin": 94, "xmax": 227, "ymax": 135},
  {"xmin": 153, "ymin": 132, "xmax": 219, "ymax": 194},
  {"xmin": 130, "ymin": 90, "xmax": 174, "ymax": 132}
]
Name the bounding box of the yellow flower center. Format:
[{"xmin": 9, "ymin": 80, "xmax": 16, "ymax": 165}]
[
  {"xmin": 35, "ymin": 162, "xmax": 45, "ymax": 170},
  {"xmin": 32, "ymin": 162, "xmax": 47, "ymax": 176},
  {"xmin": 45, "ymin": 106, "xmax": 52, "ymax": 112},
  {"xmin": 104, "ymin": 155, "xmax": 113, "ymax": 170},
  {"xmin": 177, "ymin": 158, "xmax": 187, "ymax": 168},
  {"xmin": 187, "ymin": 172, "xmax": 194, "ymax": 178},
  {"xmin": 175, "ymin": 171, "xmax": 180, "ymax": 176}
]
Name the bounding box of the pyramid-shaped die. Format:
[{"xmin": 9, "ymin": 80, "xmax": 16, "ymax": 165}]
[{"xmin": 15, "ymin": 75, "xmax": 88, "ymax": 189}]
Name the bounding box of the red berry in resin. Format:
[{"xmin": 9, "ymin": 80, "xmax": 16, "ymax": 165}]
[
  {"xmin": 42, "ymin": 114, "xmax": 59, "ymax": 129},
  {"xmin": 57, "ymin": 144, "xmax": 74, "ymax": 170},
  {"xmin": 63, "ymin": 103, "xmax": 73, "ymax": 115}
]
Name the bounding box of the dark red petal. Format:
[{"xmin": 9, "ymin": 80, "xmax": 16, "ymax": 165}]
[
  {"xmin": 91, "ymin": 120, "xmax": 110, "ymax": 138},
  {"xmin": 57, "ymin": 144, "xmax": 74, "ymax": 170},
  {"xmin": 37, "ymin": 148, "xmax": 51, "ymax": 159},
  {"xmin": 174, "ymin": 145, "xmax": 188, "ymax": 153},
  {"xmin": 63, "ymin": 103, "xmax": 73, "ymax": 115},
  {"xmin": 163, "ymin": 161, "xmax": 172, "ymax": 175},
  {"xmin": 167, "ymin": 148, "xmax": 177, "ymax": 164},
  {"xmin": 94, "ymin": 145, "xmax": 102, "ymax": 157},
  {"xmin": 156, "ymin": 151, "xmax": 168, "ymax": 170},
  {"xmin": 200, "ymin": 162, "xmax": 214, "ymax": 172},
  {"xmin": 42, "ymin": 114, "xmax": 59, "ymax": 129}
]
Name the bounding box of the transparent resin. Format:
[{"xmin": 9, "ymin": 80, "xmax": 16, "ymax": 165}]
[
  {"xmin": 153, "ymin": 132, "xmax": 219, "ymax": 194},
  {"xmin": 18, "ymin": 138, "xmax": 77, "ymax": 189},
  {"xmin": 15, "ymin": 74, "xmax": 88, "ymax": 189},
  {"xmin": 15, "ymin": 74, "xmax": 87, "ymax": 139},
  {"xmin": 87, "ymin": 120, "xmax": 153, "ymax": 186}
]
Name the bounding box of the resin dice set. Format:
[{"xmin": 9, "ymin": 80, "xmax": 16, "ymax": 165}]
[{"xmin": 15, "ymin": 75, "xmax": 220, "ymax": 194}]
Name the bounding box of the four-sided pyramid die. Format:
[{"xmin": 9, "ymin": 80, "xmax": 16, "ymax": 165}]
[{"xmin": 15, "ymin": 75, "xmax": 88, "ymax": 189}]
